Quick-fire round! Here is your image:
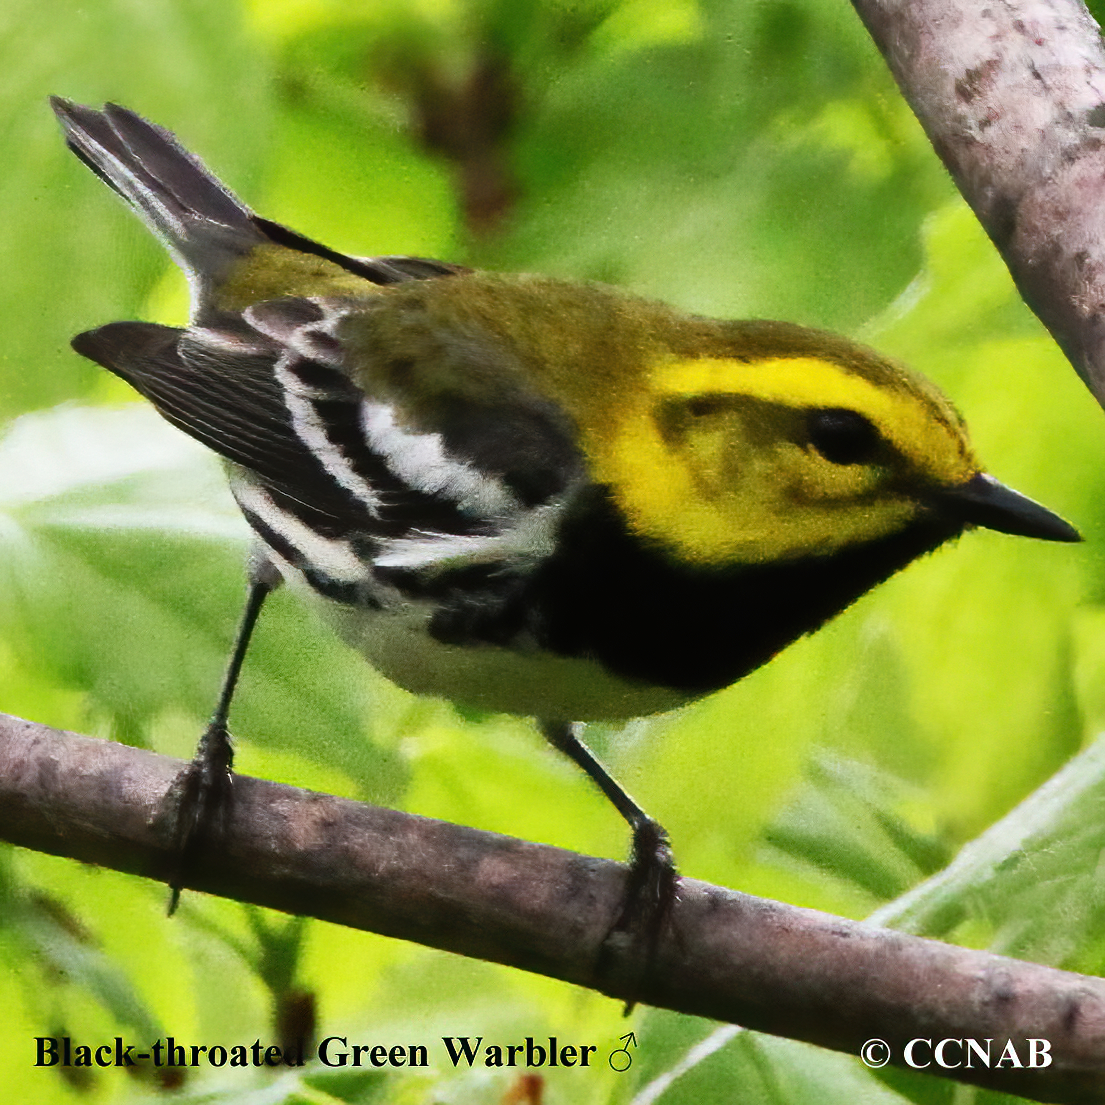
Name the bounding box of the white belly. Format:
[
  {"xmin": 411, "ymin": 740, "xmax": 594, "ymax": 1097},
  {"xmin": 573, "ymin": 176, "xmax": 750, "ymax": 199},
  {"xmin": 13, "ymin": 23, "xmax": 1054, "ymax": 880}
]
[{"xmin": 322, "ymin": 595, "xmax": 691, "ymax": 722}]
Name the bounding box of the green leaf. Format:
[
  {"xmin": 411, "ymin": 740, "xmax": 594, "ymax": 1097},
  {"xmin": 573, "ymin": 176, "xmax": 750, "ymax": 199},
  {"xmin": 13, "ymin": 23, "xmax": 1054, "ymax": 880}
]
[
  {"xmin": 623, "ymin": 1016, "xmax": 914, "ymax": 1105},
  {"xmin": 0, "ymin": 0, "xmax": 272, "ymax": 417},
  {"xmin": 869, "ymin": 734, "xmax": 1105, "ymax": 965},
  {"xmin": 763, "ymin": 755, "xmax": 950, "ymax": 903},
  {"xmin": 0, "ymin": 404, "xmax": 406, "ymax": 800},
  {"xmin": 0, "ymin": 859, "xmax": 163, "ymax": 1042}
]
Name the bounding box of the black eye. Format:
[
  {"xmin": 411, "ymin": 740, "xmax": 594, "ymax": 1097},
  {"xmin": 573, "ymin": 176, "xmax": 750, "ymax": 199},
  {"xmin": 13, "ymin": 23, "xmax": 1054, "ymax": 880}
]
[{"xmin": 807, "ymin": 409, "xmax": 879, "ymax": 465}]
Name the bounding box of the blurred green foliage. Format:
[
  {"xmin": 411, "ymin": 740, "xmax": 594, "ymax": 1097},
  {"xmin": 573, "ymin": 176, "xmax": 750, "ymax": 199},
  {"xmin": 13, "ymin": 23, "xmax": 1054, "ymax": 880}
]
[{"xmin": 2, "ymin": 0, "xmax": 1105, "ymax": 1102}]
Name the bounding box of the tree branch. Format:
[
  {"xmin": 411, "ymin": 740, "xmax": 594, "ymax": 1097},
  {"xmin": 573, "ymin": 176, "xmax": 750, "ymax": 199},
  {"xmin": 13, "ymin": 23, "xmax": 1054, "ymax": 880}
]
[
  {"xmin": 850, "ymin": 0, "xmax": 1105, "ymax": 409},
  {"xmin": 0, "ymin": 712, "xmax": 1103, "ymax": 1103}
]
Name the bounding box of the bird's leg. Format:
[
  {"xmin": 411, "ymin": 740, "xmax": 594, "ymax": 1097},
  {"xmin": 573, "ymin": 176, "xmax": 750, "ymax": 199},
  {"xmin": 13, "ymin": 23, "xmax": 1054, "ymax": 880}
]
[
  {"xmin": 163, "ymin": 555, "xmax": 281, "ymax": 912},
  {"xmin": 538, "ymin": 720, "xmax": 677, "ymax": 1004}
]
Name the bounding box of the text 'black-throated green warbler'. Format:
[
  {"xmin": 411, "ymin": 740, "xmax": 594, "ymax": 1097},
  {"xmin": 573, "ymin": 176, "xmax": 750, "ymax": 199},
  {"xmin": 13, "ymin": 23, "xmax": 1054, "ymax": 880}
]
[{"xmin": 53, "ymin": 98, "xmax": 1080, "ymax": 952}]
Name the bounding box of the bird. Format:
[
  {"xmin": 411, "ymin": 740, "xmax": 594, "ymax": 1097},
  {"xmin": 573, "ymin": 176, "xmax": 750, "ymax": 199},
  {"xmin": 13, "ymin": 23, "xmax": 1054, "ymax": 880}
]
[{"xmin": 51, "ymin": 97, "xmax": 1080, "ymax": 968}]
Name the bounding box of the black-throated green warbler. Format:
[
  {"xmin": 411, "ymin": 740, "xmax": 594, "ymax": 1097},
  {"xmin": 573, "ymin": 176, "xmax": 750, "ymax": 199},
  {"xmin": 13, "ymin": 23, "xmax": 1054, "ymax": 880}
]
[{"xmin": 53, "ymin": 98, "xmax": 1079, "ymax": 936}]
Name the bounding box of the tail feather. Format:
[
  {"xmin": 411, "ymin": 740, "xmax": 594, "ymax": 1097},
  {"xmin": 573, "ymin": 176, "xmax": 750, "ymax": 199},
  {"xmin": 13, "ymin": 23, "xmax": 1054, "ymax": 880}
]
[
  {"xmin": 53, "ymin": 95, "xmax": 483, "ymax": 337},
  {"xmin": 51, "ymin": 97, "xmax": 263, "ymax": 305},
  {"xmin": 52, "ymin": 98, "xmax": 474, "ymax": 314},
  {"xmin": 99, "ymin": 102, "xmax": 254, "ymax": 230}
]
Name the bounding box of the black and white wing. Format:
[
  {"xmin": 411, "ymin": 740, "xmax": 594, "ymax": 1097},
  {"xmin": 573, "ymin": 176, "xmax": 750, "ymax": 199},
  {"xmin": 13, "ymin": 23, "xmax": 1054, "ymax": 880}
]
[{"xmin": 72, "ymin": 295, "xmax": 581, "ymax": 609}]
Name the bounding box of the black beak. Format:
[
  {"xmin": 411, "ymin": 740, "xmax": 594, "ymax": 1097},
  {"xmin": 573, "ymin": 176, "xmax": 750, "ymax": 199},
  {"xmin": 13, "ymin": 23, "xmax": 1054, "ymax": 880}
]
[{"xmin": 935, "ymin": 473, "xmax": 1081, "ymax": 542}]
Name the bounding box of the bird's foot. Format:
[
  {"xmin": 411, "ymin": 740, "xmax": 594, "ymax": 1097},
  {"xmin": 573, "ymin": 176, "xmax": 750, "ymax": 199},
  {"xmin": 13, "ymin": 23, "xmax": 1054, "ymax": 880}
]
[
  {"xmin": 597, "ymin": 818, "xmax": 678, "ymax": 1012},
  {"xmin": 156, "ymin": 721, "xmax": 235, "ymax": 913}
]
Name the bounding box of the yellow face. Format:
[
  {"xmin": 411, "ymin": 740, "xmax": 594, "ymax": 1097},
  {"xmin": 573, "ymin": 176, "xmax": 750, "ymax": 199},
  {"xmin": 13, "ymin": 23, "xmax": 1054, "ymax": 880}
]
[{"xmin": 589, "ymin": 355, "xmax": 979, "ymax": 565}]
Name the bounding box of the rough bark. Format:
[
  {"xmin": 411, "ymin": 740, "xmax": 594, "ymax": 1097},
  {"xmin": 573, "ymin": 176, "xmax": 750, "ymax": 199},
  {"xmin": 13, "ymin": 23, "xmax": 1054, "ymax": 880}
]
[
  {"xmin": 851, "ymin": 0, "xmax": 1105, "ymax": 408},
  {"xmin": 1, "ymin": 713, "xmax": 1103, "ymax": 1103}
]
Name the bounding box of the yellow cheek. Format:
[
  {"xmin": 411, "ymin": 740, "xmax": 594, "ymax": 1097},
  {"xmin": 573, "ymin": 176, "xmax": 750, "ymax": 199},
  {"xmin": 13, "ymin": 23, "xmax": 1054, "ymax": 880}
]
[
  {"xmin": 589, "ymin": 401, "xmax": 921, "ymax": 566},
  {"xmin": 588, "ymin": 397, "xmax": 732, "ymax": 563},
  {"xmin": 679, "ymin": 423, "xmax": 744, "ymax": 498},
  {"xmin": 788, "ymin": 453, "xmax": 878, "ymax": 504}
]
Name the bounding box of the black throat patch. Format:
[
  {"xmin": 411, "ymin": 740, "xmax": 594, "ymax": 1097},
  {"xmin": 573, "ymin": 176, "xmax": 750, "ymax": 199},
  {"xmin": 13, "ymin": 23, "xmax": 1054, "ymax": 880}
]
[{"xmin": 524, "ymin": 487, "xmax": 962, "ymax": 695}]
